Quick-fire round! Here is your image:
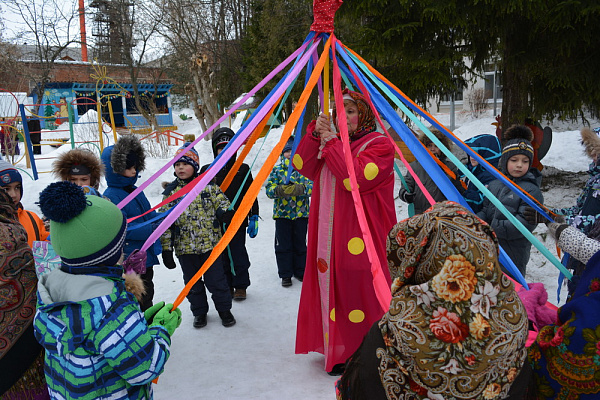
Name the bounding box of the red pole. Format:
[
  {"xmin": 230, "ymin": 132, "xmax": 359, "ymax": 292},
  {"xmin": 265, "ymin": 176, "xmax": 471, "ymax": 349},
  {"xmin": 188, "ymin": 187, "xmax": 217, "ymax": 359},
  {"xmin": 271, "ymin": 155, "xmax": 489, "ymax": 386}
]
[{"xmin": 79, "ymin": 0, "xmax": 88, "ymax": 62}]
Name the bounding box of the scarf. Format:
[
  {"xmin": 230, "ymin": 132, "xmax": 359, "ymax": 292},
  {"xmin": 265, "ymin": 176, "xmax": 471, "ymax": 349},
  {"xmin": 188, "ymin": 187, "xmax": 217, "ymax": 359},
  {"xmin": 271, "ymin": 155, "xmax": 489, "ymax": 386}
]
[
  {"xmin": 378, "ymin": 201, "xmax": 528, "ymax": 399},
  {"xmin": 332, "ymin": 89, "xmax": 377, "ymax": 142},
  {"xmin": 0, "ymin": 190, "xmax": 37, "ymax": 360}
]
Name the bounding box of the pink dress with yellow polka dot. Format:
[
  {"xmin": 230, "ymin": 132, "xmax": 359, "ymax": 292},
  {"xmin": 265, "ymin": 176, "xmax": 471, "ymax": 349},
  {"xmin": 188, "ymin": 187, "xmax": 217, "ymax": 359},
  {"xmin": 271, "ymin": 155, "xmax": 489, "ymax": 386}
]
[{"xmin": 292, "ymin": 120, "xmax": 396, "ymax": 372}]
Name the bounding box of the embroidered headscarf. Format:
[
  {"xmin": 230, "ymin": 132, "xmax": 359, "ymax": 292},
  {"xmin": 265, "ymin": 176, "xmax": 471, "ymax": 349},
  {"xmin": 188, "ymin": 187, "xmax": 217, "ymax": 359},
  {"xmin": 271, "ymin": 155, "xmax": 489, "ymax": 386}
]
[
  {"xmin": 332, "ymin": 88, "xmax": 377, "ymax": 142},
  {"xmin": 0, "ymin": 189, "xmax": 37, "ymax": 361},
  {"xmin": 378, "ymin": 201, "xmax": 528, "ymax": 400}
]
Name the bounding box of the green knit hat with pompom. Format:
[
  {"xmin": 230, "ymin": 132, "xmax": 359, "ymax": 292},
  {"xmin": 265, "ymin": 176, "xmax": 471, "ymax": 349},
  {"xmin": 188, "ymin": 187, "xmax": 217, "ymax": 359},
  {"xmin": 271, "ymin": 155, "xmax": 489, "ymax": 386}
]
[{"xmin": 39, "ymin": 181, "xmax": 126, "ymax": 271}]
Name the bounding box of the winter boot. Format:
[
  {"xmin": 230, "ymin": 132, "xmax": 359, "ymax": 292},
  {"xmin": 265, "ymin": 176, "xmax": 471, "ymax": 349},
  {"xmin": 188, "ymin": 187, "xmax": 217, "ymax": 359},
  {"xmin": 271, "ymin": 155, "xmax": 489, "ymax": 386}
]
[
  {"xmin": 218, "ymin": 310, "xmax": 236, "ymax": 327},
  {"xmin": 193, "ymin": 314, "xmax": 207, "ymax": 328},
  {"xmin": 233, "ymin": 288, "xmax": 246, "ymax": 301}
]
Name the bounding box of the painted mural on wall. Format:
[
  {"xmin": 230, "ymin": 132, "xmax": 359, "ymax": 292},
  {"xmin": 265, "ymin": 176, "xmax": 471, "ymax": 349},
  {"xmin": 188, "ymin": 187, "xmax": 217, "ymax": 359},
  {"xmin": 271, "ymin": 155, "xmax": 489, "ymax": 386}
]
[{"xmin": 42, "ymin": 89, "xmax": 73, "ymax": 130}]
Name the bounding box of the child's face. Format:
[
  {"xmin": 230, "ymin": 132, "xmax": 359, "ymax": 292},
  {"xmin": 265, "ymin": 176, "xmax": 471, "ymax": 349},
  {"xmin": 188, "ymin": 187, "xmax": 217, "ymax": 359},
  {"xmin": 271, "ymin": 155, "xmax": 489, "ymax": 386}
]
[
  {"xmin": 470, "ymin": 157, "xmax": 479, "ymax": 167},
  {"xmin": 174, "ymin": 162, "xmax": 194, "ymax": 180},
  {"xmin": 506, "ymin": 154, "xmax": 530, "ymax": 178},
  {"xmin": 70, "ymin": 174, "xmax": 91, "ymax": 187},
  {"xmin": 283, "ymin": 150, "xmax": 292, "ymax": 159},
  {"xmin": 121, "ymin": 166, "xmax": 137, "ymax": 178},
  {"xmin": 1, "ymin": 181, "xmax": 22, "ymax": 204},
  {"xmin": 427, "ymin": 142, "xmax": 442, "ymax": 157}
]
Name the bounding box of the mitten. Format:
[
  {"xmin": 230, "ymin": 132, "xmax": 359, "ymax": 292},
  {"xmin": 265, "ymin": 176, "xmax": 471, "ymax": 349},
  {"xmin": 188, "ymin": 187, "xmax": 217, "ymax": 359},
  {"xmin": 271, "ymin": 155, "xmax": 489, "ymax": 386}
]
[
  {"xmin": 290, "ymin": 184, "xmax": 306, "ymax": 197},
  {"xmin": 401, "ymin": 191, "xmax": 415, "ymax": 203},
  {"xmin": 247, "ymin": 215, "xmax": 259, "ymax": 238},
  {"xmin": 162, "ymin": 250, "xmax": 177, "ymax": 270},
  {"xmin": 274, "ymin": 184, "xmax": 293, "ymax": 198},
  {"xmin": 144, "ymin": 301, "xmax": 165, "ymax": 324},
  {"xmin": 150, "ymin": 303, "xmax": 182, "ymax": 336},
  {"xmin": 123, "ymin": 249, "xmax": 147, "ymax": 275},
  {"xmin": 523, "ymin": 206, "xmax": 543, "ymax": 225},
  {"xmin": 546, "ymin": 222, "xmax": 569, "ymax": 242}
]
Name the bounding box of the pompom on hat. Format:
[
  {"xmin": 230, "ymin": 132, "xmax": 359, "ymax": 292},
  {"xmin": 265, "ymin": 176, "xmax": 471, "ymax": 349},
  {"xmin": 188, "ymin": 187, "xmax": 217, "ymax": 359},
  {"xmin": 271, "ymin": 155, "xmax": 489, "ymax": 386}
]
[
  {"xmin": 38, "ymin": 181, "xmax": 127, "ymax": 274},
  {"xmin": 174, "ymin": 143, "xmax": 200, "ymax": 174}
]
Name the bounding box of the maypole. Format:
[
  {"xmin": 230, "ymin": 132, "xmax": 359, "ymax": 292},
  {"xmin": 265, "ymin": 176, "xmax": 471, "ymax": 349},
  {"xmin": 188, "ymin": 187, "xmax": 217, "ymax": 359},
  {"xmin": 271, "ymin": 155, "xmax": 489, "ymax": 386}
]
[{"xmin": 122, "ymin": 0, "xmax": 570, "ymax": 323}]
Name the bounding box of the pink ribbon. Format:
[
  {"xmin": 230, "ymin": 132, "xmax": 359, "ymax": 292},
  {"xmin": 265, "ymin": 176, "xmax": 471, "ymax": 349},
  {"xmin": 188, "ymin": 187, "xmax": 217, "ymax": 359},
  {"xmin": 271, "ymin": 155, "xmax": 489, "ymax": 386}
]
[{"xmin": 139, "ymin": 39, "xmax": 322, "ymax": 251}]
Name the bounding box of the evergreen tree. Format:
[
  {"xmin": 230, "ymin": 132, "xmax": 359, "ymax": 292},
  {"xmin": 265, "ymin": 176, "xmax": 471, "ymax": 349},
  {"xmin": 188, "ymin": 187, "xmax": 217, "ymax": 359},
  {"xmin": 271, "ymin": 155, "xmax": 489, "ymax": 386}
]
[{"xmin": 338, "ymin": 0, "xmax": 600, "ymax": 127}]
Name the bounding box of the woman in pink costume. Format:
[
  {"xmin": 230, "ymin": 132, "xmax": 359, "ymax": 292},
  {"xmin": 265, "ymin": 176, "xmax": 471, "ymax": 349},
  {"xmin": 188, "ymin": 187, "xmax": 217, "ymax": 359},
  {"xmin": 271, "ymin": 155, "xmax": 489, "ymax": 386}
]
[{"xmin": 292, "ymin": 89, "xmax": 396, "ymax": 374}]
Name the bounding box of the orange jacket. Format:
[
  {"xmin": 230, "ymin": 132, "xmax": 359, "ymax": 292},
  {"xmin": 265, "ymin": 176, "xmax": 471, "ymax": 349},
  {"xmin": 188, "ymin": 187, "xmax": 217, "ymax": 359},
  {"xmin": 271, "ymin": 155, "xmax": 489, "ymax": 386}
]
[{"xmin": 17, "ymin": 207, "xmax": 49, "ymax": 247}]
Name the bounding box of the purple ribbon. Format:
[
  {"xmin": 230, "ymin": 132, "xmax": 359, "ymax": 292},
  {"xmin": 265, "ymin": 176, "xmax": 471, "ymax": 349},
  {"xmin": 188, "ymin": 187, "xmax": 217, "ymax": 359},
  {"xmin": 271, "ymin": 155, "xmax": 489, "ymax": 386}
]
[{"xmin": 138, "ymin": 38, "xmax": 321, "ymax": 251}]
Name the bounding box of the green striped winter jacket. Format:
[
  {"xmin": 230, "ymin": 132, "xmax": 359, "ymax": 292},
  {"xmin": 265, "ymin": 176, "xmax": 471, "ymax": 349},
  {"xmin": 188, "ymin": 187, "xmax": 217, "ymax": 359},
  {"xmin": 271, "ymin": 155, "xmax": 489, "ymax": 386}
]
[
  {"xmin": 265, "ymin": 157, "xmax": 312, "ymax": 219},
  {"xmin": 34, "ymin": 269, "xmax": 172, "ymax": 400}
]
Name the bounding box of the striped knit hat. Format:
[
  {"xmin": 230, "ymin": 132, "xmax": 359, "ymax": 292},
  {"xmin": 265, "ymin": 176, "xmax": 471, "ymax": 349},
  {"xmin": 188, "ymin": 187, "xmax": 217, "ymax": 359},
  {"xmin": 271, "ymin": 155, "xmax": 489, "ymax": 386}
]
[
  {"xmin": 39, "ymin": 181, "xmax": 127, "ymax": 274},
  {"xmin": 499, "ymin": 125, "xmax": 534, "ymax": 173},
  {"xmin": 175, "ymin": 143, "xmax": 200, "ymax": 174}
]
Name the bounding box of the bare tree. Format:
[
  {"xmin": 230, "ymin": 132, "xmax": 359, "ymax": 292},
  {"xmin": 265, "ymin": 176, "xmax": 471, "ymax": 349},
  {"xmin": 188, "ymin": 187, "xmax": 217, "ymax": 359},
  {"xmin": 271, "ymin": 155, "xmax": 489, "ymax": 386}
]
[
  {"xmin": 151, "ymin": 0, "xmax": 252, "ymax": 133},
  {"xmin": 94, "ymin": 0, "xmax": 167, "ymax": 131},
  {"xmin": 5, "ymin": 0, "xmax": 80, "ymax": 98}
]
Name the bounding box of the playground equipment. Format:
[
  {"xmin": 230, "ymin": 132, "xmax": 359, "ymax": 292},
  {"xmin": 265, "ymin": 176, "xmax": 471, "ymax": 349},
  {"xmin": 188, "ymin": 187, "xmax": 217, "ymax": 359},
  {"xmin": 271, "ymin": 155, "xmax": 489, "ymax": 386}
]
[{"xmin": 19, "ymin": 97, "xmax": 115, "ymax": 179}]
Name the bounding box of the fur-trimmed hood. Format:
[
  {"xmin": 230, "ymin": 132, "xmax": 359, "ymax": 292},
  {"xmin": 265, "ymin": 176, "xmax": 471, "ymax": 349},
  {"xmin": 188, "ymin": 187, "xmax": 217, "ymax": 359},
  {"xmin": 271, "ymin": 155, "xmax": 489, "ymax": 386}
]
[
  {"xmin": 111, "ymin": 135, "xmax": 146, "ymax": 174},
  {"xmin": 52, "ymin": 149, "xmax": 104, "ymax": 189},
  {"xmin": 101, "ymin": 136, "xmax": 145, "ymax": 188},
  {"xmin": 581, "ymin": 127, "xmax": 600, "ymax": 160},
  {"xmin": 123, "ymin": 271, "xmax": 146, "ymax": 304}
]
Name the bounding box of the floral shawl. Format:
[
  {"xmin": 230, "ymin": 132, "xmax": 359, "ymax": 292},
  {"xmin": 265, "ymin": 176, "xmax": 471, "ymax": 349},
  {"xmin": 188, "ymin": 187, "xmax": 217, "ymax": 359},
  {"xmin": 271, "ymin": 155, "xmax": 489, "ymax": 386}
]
[
  {"xmin": 378, "ymin": 201, "xmax": 528, "ymax": 400},
  {"xmin": 0, "ymin": 189, "xmax": 37, "ymax": 360},
  {"xmin": 528, "ymin": 247, "xmax": 600, "ymax": 399}
]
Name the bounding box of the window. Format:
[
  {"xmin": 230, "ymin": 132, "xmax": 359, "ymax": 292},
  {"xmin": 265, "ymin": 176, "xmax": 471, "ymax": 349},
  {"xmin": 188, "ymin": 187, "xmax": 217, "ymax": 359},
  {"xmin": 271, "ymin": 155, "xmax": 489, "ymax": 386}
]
[
  {"xmin": 484, "ymin": 71, "xmax": 502, "ymax": 100},
  {"xmin": 440, "ymin": 91, "xmax": 464, "ymax": 102}
]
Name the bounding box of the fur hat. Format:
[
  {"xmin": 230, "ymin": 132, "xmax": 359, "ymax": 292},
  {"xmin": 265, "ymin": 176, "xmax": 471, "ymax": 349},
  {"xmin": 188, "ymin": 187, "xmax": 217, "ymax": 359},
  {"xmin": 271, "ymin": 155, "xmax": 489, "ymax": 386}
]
[
  {"xmin": 111, "ymin": 135, "xmax": 146, "ymax": 174},
  {"xmin": 418, "ymin": 128, "xmax": 452, "ymax": 153},
  {"xmin": 499, "ymin": 124, "xmax": 534, "ymax": 173},
  {"xmin": 0, "ymin": 160, "xmax": 22, "ymax": 198},
  {"xmin": 580, "ymin": 127, "xmax": 600, "ymax": 160},
  {"xmin": 38, "ymin": 181, "xmax": 127, "ymax": 272},
  {"xmin": 52, "ymin": 149, "xmax": 104, "ymax": 188},
  {"xmin": 174, "ymin": 143, "xmax": 200, "ymax": 174}
]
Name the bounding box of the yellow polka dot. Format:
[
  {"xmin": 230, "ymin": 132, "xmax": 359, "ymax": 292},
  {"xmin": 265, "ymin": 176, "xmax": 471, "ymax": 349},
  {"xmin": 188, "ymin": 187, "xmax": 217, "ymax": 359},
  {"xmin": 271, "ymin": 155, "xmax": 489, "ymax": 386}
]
[
  {"xmin": 330, "ymin": 308, "xmax": 336, "ymax": 322},
  {"xmin": 292, "ymin": 154, "xmax": 303, "ymax": 170},
  {"xmin": 349, "ymin": 309, "xmax": 365, "ymax": 323},
  {"xmin": 343, "ymin": 178, "xmax": 351, "ymax": 191},
  {"xmin": 364, "ymin": 162, "xmax": 379, "ymax": 180},
  {"xmin": 348, "ymin": 237, "xmax": 365, "ymax": 255}
]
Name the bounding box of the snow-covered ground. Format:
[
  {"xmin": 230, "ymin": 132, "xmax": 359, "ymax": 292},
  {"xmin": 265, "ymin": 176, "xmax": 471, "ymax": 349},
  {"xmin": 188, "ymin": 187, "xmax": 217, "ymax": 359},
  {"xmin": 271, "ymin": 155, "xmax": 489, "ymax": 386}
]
[{"xmin": 11, "ymin": 108, "xmax": 597, "ymax": 399}]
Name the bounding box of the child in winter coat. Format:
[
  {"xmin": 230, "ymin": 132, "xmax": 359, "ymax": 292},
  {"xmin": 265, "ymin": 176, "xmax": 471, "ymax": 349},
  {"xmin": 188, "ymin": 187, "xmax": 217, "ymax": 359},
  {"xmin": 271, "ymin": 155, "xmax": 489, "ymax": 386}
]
[
  {"xmin": 399, "ymin": 129, "xmax": 464, "ymax": 215},
  {"xmin": 265, "ymin": 136, "xmax": 312, "ymax": 287},
  {"xmin": 461, "ymin": 134, "xmax": 502, "ymax": 213},
  {"xmin": 34, "ymin": 181, "xmax": 181, "ymax": 400},
  {"xmin": 161, "ymin": 143, "xmax": 236, "ymax": 329},
  {"xmin": 0, "ymin": 160, "xmax": 49, "ymax": 246},
  {"xmin": 101, "ymin": 136, "xmax": 162, "ymax": 312},
  {"xmin": 52, "ymin": 148, "xmax": 104, "ymax": 190},
  {"xmin": 200, "ymin": 127, "xmax": 259, "ymax": 301},
  {"xmin": 477, "ymin": 125, "xmax": 543, "ymax": 276}
]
